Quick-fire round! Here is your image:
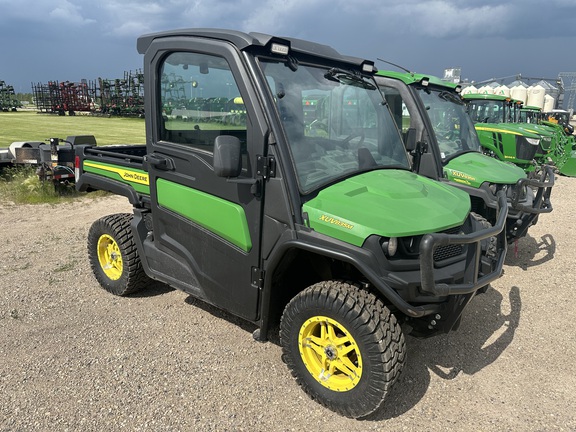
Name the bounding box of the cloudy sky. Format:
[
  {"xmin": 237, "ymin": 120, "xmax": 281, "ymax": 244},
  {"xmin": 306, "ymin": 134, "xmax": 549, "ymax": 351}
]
[{"xmin": 1, "ymin": 0, "xmax": 576, "ymax": 101}]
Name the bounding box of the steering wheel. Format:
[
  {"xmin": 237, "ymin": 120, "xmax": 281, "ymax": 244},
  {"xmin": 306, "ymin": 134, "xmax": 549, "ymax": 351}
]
[
  {"xmin": 308, "ymin": 119, "xmax": 329, "ymax": 137},
  {"xmin": 341, "ymin": 131, "xmax": 365, "ymax": 148},
  {"xmin": 435, "ymin": 125, "xmax": 456, "ymax": 141}
]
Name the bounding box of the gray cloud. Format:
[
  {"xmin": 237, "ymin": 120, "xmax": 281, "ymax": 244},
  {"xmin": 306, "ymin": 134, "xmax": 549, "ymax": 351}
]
[{"xmin": 1, "ymin": 0, "xmax": 575, "ymax": 94}]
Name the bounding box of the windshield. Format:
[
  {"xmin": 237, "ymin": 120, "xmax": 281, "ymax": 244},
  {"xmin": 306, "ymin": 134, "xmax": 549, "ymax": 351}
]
[
  {"xmin": 466, "ymin": 98, "xmax": 517, "ymax": 124},
  {"xmin": 258, "ymin": 59, "xmax": 409, "ymax": 193},
  {"xmin": 417, "ymin": 88, "xmax": 482, "ymax": 160},
  {"xmin": 518, "ymin": 110, "xmax": 541, "ymax": 123}
]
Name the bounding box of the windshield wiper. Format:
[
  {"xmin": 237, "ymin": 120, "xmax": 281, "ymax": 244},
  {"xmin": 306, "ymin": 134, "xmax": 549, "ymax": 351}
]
[
  {"xmin": 324, "ymin": 68, "xmax": 376, "ymax": 90},
  {"xmin": 438, "ymin": 91, "xmax": 463, "ymax": 105}
]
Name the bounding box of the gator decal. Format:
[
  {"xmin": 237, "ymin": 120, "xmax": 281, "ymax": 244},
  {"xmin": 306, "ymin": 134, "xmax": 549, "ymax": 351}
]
[
  {"xmin": 319, "ymin": 214, "xmax": 354, "ymax": 230},
  {"xmin": 445, "ymin": 168, "xmax": 476, "ymax": 185},
  {"xmin": 83, "ymin": 161, "xmax": 150, "ymax": 194}
]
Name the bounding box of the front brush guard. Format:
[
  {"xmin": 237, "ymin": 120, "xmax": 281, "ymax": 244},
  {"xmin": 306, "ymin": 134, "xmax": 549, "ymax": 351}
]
[
  {"xmin": 511, "ymin": 164, "xmax": 554, "ymax": 215},
  {"xmin": 419, "ymin": 190, "xmax": 508, "ymax": 297}
]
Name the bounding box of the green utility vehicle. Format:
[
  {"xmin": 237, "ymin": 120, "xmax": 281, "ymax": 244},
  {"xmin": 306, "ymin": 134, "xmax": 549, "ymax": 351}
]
[
  {"xmin": 75, "ymin": 29, "xmax": 507, "ymax": 418},
  {"xmin": 463, "ymin": 93, "xmax": 576, "ymax": 176},
  {"xmin": 374, "ymin": 71, "xmax": 553, "ymax": 243}
]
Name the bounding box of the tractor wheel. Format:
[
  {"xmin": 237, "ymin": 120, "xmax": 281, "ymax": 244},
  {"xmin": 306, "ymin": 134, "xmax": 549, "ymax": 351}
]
[
  {"xmin": 280, "ymin": 280, "xmax": 406, "ymax": 418},
  {"xmin": 87, "ymin": 213, "xmax": 151, "ymax": 296}
]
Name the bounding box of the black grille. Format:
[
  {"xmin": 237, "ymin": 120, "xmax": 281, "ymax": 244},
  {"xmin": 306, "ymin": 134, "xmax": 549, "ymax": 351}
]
[
  {"xmin": 470, "ymin": 196, "xmax": 485, "ymax": 214},
  {"xmin": 433, "ymin": 225, "xmax": 464, "ymax": 262},
  {"xmin": 516, "ymin": 136, "xmax": 539, "ymax": 161}
]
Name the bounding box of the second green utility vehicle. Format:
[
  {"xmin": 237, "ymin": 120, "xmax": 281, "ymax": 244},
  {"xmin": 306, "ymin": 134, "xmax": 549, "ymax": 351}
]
[{"xmin": 375, "ymin": 71, "xmax": 553, "ymax": 243}]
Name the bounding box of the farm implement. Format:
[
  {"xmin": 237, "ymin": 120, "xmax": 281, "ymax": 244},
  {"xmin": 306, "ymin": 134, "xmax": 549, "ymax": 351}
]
[{"xmin": 0, "ymin": 80, "xmax": 20, "ymax": 111}]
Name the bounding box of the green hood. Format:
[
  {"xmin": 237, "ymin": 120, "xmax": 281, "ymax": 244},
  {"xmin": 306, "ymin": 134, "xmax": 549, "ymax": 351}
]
[
  {"xmin": 517, "ymin": 123, "xmax": 555, "ymax": 138},
  {"xmin": 474, "ymin": 123, "xmax": 541, "ymax": 139},
  {"xmin": 302, "ymin": 169, "xmax": 470, "ymax": 247},
  {"xmin": 444, "ymin": 152, "xmax": 526, "ymax": 187}
]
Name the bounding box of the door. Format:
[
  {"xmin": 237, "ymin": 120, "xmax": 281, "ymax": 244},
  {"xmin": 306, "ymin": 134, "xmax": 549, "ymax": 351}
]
[{"xmin": 145, "ymin": 43, "xmax": 266, "ymax": 321}]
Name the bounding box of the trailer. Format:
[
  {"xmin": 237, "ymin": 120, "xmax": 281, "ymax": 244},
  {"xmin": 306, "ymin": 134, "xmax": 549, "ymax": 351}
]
[{"xmin": 0, "ymin": 136, "xmax": 96, "ymax": 186}]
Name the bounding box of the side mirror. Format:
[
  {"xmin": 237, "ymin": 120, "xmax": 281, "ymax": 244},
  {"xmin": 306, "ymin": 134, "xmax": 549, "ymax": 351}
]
[
  {"xmin": 405, "ymin": 127, "xmax": 417, "ymax": 151},
  {"xmin": 419, "ymin": 153, "xmax": 439, "ymax": 180},
  {"xmin": 214, "ymin": 135, "xmax": 242, "ymax": 178}
]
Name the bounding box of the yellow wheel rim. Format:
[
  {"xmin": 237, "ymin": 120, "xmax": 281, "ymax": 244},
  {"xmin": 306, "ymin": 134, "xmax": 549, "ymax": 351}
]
[
  {"xmin": 298, "ymin": 316, "xmax": 362, "ymax": 392},
  {"xmin": 97, "ymin": 234, "xmax": 123, "ymax": 281}
]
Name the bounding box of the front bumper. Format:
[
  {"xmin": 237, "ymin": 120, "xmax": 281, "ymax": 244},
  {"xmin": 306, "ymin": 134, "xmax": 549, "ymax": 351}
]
[
  {"xmin": 419, "ymin": 189, "xmax": 508, "ymax": 297},
  {"xmin": 366, "ymin": 190, "xmax": 507, "ymax": 332},
  {"xmin": 508, "ymin": 164, "xmax": 554, "ymax": 240}
]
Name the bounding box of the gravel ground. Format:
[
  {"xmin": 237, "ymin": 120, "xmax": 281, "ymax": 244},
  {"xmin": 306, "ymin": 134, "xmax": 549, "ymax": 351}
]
[{"xmin": 1, "ymin": 176, "xmax": 575, "ymax": 431}]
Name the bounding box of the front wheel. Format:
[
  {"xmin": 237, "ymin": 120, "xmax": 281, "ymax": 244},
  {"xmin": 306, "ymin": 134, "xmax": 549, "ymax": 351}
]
[
  {"xmin": 280, "ymin": 281, "xmax": 406, "ymax": 418},
  {"xmin": 87, "ymin": 213, "xmax": 152, "ymax": 296}
]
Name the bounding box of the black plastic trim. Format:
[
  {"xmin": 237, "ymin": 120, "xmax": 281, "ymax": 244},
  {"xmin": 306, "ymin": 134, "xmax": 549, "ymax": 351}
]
[
  {"xmin": 511, "ymin": 164, "xmax": 554, "ymax": 215},
  {"xmin": 76, "ymin": 173, "xmax": 143, "ymax": 206},
  {"xmin": 419, "ymin": 190, "xmax": 508, "ymax": 296},
  {"xmin": 262, "ymin": 234, "xmax": 443, "ymax": 319}
]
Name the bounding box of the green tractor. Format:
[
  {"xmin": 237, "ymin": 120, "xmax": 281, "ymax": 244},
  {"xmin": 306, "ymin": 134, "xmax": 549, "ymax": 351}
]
[
  {"xmin": 375, "ymin": 71, "xmax": 554, "ymax": 243},
  {"xmin": 520, "ymin": 105, "xmax": 576, "ymax": 176},
  {"xmin": 463, "ymin": 93, "xmax": 576, "ymax": 176},
  {"xmin": 543, "ymin": 109, "xmax": 575, "ymax": 136}
]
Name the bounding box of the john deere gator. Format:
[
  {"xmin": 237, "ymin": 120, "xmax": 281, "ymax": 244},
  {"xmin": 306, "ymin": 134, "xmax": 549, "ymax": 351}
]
[{"xmin": 375, "ymin": 71, "xmax": 553, "ymax": 243}]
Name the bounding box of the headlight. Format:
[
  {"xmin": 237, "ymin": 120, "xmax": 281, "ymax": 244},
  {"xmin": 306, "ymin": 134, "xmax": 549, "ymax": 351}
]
[
  {"xmin": 525, "ymin": 137, "xmax": 540, "ymax": 146},
  {"xmin": 381, "ymin": 237, "xmax": 398, "ymax": 257},
  {"xmin": 507, "ymin": 183, "xmax": 527, "ymax": 201}
]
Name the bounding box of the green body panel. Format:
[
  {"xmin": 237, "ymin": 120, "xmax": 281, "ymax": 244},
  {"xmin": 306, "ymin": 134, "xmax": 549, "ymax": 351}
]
[
  {"xmin": 83, "ymin": 160, "xmax": 151, "ymax": 195},
  {"xmin": 517, "ymin": 123, "xmax": 556, "ymax": 150},
  {"xmin": 542, "ymin": 120, "xmax": 568, "ymax": 136},
  {"xmin": 302, "ymin": 170, "xmax": 470, "ymax": 246},
  {"xmin": 473, "ymin": 123, "xmax": 540, "ymax": 169},
  {"xmin": 474, "ymin": 123, "xmax": 539, "ymax": 137},
  {"xmin": 556, "ymin": 144, "xmax": 576, "ymax": 176},
  {"xmin": 531, "ymin": 119, "xmax": 576, "ymax": 177},
  {"xmin": 515, "ymin": 111, "xmax": 576, "ymax": 176},
  {"xmin": 444, "ymin": 152, "xmax": 525, "ymax": 187},
  {"xmin": 156, "ymin": 178, "xmax": 252, "ymax": 252}
]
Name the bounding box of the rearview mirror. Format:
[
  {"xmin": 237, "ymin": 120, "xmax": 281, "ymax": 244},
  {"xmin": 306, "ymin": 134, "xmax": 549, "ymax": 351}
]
[{"xmin": 405, "ymin": 127, "xmax": 417, "ymax": 151}]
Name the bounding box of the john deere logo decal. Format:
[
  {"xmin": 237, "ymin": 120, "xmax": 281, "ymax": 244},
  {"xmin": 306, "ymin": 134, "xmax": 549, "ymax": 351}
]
[
  {"xmin": 84, "ymin": 161, "xmax": 149, "ymax": 186},
  {"xmin": 121, "ymin": 170, "xmax": 149, "ymax": 184}
]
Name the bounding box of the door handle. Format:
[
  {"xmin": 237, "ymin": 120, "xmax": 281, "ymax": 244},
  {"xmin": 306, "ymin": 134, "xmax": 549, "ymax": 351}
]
[{"xmin": 145, "ymin": 154, "xmax": 175, "ymax": 171}]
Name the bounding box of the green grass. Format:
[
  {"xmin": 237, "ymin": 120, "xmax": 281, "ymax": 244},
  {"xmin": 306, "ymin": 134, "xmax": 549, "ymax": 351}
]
[
  {"xmin": 0, "ymin": 111, "xmax": 145, "ymax": 204},
  {"xmin": 0, "ymin": 166, "xmax": 79, "ymax": 204},
  {"xmin": 0, "ymin": 110, "xmax": 146, "ymax": 146}
]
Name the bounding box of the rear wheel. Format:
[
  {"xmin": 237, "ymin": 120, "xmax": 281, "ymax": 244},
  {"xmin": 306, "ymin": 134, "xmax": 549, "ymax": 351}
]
[
  {"xmin": 87, "ymin": 213, "xmax": 152, "ymax": 296},
  {"xmin": 280, "ymin": 280, "xmax": 405, "ymax": 418}
]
